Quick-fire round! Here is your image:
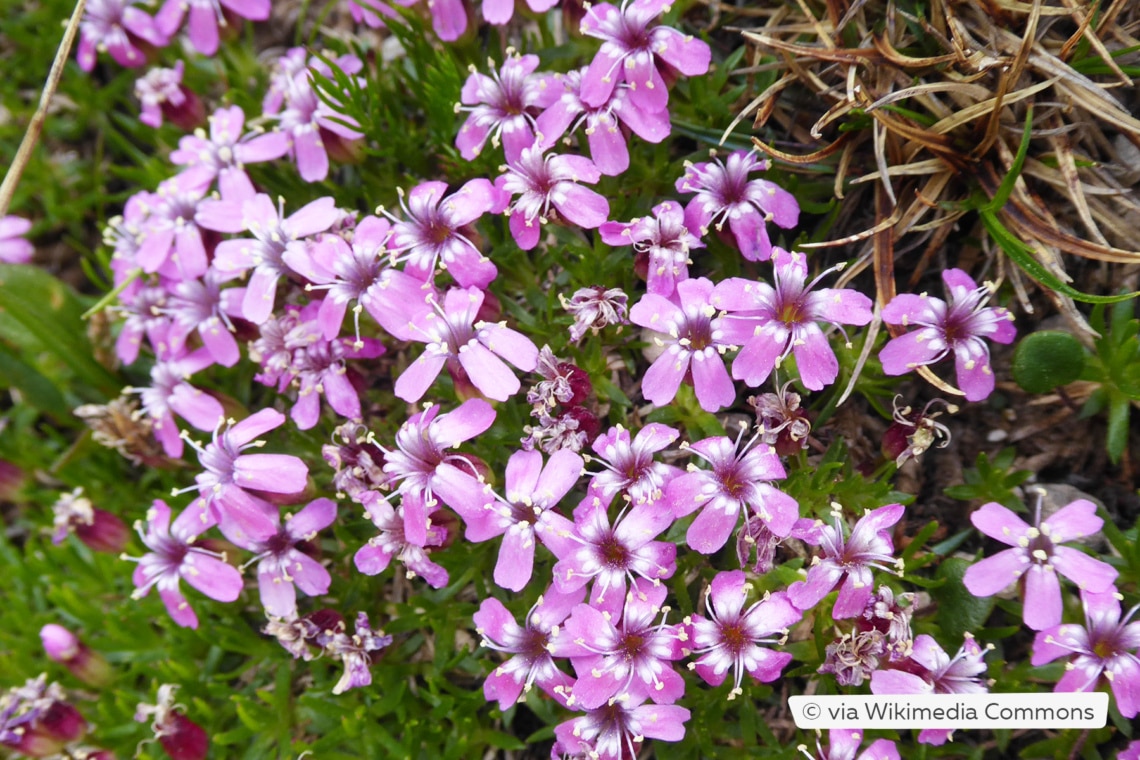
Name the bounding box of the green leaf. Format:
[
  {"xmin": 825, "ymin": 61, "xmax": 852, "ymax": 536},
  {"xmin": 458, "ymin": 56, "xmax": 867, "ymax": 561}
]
[
  {"xmin": 1106, "ymin": 393, "xmax": 1130, "ymax": 464},
  {"xmin": 982, "ymin": 106, "xmax": 1033, "ymax": 213},
  {"xmin": 1011, "ymin": 331, "xmax": 1086, "ymax": 393},
  {"xmin": 929, "ymin": 556, "xmax": 995, "ymax": 640},
  {"xmin": 0, "ymin": 342, "xmax": 71, "ymax": 421}
]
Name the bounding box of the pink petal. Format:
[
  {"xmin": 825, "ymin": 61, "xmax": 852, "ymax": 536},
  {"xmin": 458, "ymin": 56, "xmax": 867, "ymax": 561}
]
[
  {"xmin": 1022, "ymin": 564, "xmax": 1063, "ymax": 630},
  {"xmin": 1041, "ymin": 499, "xmax": 1102, "ymax": 542},
  {"xmin": 686, "ymin": 500, "xmax": 740, "ymax": 554},
  {"xmin": 970, "ymin": 502, "xmax": 1030, "ymax": 545},
  {"xmin": 234, "ymin": 453, "xmax": 309, "ymax": 493},
  {"xmin": 650, "ymin": 27, "xmax": 711, "ymax": 76},
  {"xmin": 228, "ymin": 408, "xmax": 285, "ymax": 446},
  {"xmin": 878, "ymin": 329, "xmax": 944, "ymax": 375},
  {"xmin": 459, "ymin": 342, "xmax": 520, "ymax": 401},
  {"xmin": 242, "ymin": 267, "xmax": 280, "ymax": 324},
  {"xmin": 792, "ymin": 324, "xmax": 839, "ymax": 391},
  {"xmin": 1051, "ymin": 547, "xmax": 1118, "ymax": 593},
  {"xmin": 494, "ymin": 528, "xmax": 536, "ymax": 591},
  {"xmin": 258, "ymin": 570, "xmax": 297, "ymax": 617},
  {"xmin": 187, "ymin": 3, "xmax": 220, "ymax": 55},
  {"xmin": 182, "ymin": 554, "xmax": 243, "ymax": 602},
  {"xmin": 394, "ymin": 350, "xmax": 449, "ymax": 403},
  {"xmin": 160, "ymin": 588, "xmax": 199, "ymax": 629},
  {"xmin": 553, "ymin": 183, "xmax": 610, "ymax": 229},
  {"xmin": 641, "ymin": 347, "xmax": 688, "ymax": 406}
]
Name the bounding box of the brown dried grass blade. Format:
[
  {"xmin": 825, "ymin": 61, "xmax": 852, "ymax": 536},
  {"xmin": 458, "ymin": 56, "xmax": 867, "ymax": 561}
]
[{"xmin": 750, "ymin": 134, "xmax": 853, "ymax": 164}]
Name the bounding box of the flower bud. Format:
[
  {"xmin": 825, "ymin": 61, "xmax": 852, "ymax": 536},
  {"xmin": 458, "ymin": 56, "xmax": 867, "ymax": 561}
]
[
  {"xmin": 158, "ymin": 713, "xmax": 209, "ymax": 760},
  {"xmin": 40, "ymin": 625, "xmax": 112, "ymax": 687},
  {"xmin": 51, "ymin": 489, "xmax": 130, "ymax": 554}
]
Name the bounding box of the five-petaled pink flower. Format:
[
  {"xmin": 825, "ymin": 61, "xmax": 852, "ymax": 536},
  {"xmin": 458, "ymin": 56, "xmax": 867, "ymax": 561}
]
[
  {"xmin": 685, "ymin": 571, "xmax": 800, "ymax": 699},
  {"xmin": 78, "ymin": 0, "xmax": 166, "ymax": 71},
  {"xmin": 713, "ymin": 248, "xmax": 873, "ymax": 390},
  {"xmin": 599, "ymin": 200, "xmax": 702, "ymax": 297},
  {"xmin": 963, "ymin": 498, "xmax": 1117, "ymax": 630},
  {"xmin": 578, "ymin": 0, "xmax": 711, "ymax": 114},
  {"xmin": 456, "ymin": 53, "xmax": 559, "ymax": 162},
  {"xmin": 675, "ymin": 150, "xmax": 799, "ymax": 261},
  {"xmin": 551, "ymin": 689, "xmax": 690, "ymax": 760},
  {"xmin": 1032, "ymin": 589, "xmax": 1140, "ymax": 718},
  {"xmin": 155, "ymin": 0, "xmax": 269, "ymax": 56},
  {"xmin": 880, "ymin": 269, "xmax": 1016, "ymax": 402}
]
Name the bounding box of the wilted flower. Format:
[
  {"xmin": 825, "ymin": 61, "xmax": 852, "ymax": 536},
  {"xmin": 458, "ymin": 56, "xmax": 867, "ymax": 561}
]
[
  {"xmin": 323, "ymin": 612, "xmax": 393, "ymax": 695},
  {"xmin": 135, "ymin": 684, "xmax": 209, "ymax": 760},
  {"xmin": 0, "ymin": 676, "xmax": 88, "ymax": 758},
  {"xmin": 562, "ymin": 285, "xmax": 628, "ymax": 342},
  {"xmin": 881, "ymin": 396, "xmax": 956, "ymax": 466},
  {"xmin": 962, "ymin": 498, "xmax": 1117, "ymax": 630},
  {"xmin": 51, "ymin": 488, "xmax": 130, "ymax": 554},
  {"xmin": 749, "ymin": 382, "xmax": 812, "ymax": 457},
  {"xmin": 879, "ymin": 269, "xmax": 1016, "ymax": 402},
  {"xmin": 40, "ymin": 625, "xmax": 112, "ymax": 687},
  {"xmin": 136, "ymin": 61, "xmax": 204, "ymax": 130},
  {"xmin": 819, "ymin": 629, "xmax": 886, "ymax": 687}
]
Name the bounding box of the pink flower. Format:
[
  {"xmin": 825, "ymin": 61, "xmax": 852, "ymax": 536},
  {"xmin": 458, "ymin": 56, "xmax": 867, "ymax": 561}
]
[
  {"xmin": 155, "ymin": 0, "xmax": 269, "ymax": 56},
  {"xmin": 685, "ymin": 572, "xmax": 799, "ymax": 698},
  {"xmin": 161, "ymin": 269, "xmax": 245, "ymax": 368},
  {"xmin": 536, "ymin": 68, "xmax": 671, "ymax": 177},
  {"xmin": 599, "ymin": 200, "xmax": 702, "ymax": 296},
  {"xmin": 675, "ymin": 150, "xmax": 799, "ymax": 261},
  {"xmin": 629, "ymin": 276, "xmax": 736, "ymax": 412},
  {"xmin": 800, "ymin": 730, "xmax": 900, "ymax": 760},
  {"xmin": 125, "ymin": 500, "xmax": 244, "ymax": 629},
  {"xmin": 713, "ymin": 248, "xmax": 873, "ymax": 390},
  {"xmin": 130, "ymin": 341, "xmax": 225, "ymax": 458},
  {"xmin": 171, "ymin": 106, "xmax": 290, "ymax": 202},
  {"xmin": 354, "ymin": 495, "xmax": 449, "ymax": 587},
  {"xmin": 184, "ymin": 409, "xmax": 308, "ymax": 542},
  {"xmin": 229, "ymin": 498, "xmax": 336, "ymax": 617},
  {"xmin": 665, "ymin": 427, "xmax": 798, "ymax": 555},
  {"xmin": 456, "ymin": 53, "xmax": 559, "ymax": 162},
  {"xmin": 133, "ymin": 175, "xmax": 213, "ymax": 280},
  {"xmin": 578, "ymin": 0, "xmax": 711, "ymax": 113},
  {"xmin": 463, "ymin": 448, "xmax": 582, "ymax": 592},
  {"xmin": 552, "ymin": 691, "xmax": 690, "ymax": 760},
  {"xmin": 585, "ymin": 423, "xmax": 680, "ymax": 505},
  {"xmin": 962, "ymin": 499, "xmax": 1117, "ymax": 630},
  {"xmin": 880, "ymin": 268, "xmax": 1016, "ymax": 402},
  {"xmin": 0, "ymin": 216, "xmax": 34, "ymax": 264},
  {"xmin": 77, "ymin": 0, "xmax": 166, "ymax": 71},
  {"xmin": 1032, "ymin": 589, "xmax": 1140, "ymax": 718},
  {"xmin": 473, "ymin": 587, "xmax": 582, "ymax": 709},
  {"xmin": 482, "ymin": 0, "xmax": 557, "ymax": 26},
  {"xmin": 382, "ymin": 179, "xmax": 501, "ymax": 288},
  {"xmin": 369, "ymin": 272, "xmax": 538, "ymax": 403},
  {"xmin": 561, "ymin": 578, "xmax": 686, "ymax": 709},
  {"xmin": 135, "ymin": 61, "xmax": 205, "ymax": 131},
  {"xmin": 786, "ymin": 504, "xmax": 905, "ymax": 618},
  {"xmin": 494, "ymin": 146, "xmax": 610, "ymax": 251}
]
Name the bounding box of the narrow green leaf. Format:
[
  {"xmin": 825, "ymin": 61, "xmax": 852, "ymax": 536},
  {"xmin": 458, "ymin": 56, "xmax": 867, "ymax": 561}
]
[{"xmin": 983, "ymin": 106, "xmax": 1033, "ymax": 213}]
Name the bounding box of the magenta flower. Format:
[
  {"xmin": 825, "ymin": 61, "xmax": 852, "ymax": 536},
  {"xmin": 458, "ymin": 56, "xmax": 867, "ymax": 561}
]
[
  {"xmin": 370, "ymin": 272, "xmax": 538, "ymax": 403},
  {"xmin": 1032, "ymin": 589, "xmax": 1140, "ymax": 717},
  {"xmin": 585, "ymin": 423, "xmax": 680, "ymax": 505},
  {"xmin": 536, "ymin": 68, "xmax": 671, "ymax": 176},
  {"xmin": 185, "ymin": 409, "xmax": 308, "ymax": 542},
  {"xmin": 155, "ymin": 0, "xmax": 269, "ymax": 56},
  {"xmin": 134, "ymin": 175, "xmax": 213, "ymax": 280},
  {"xmin": 561, "ymin": 578, "xmax": 686, "ymax": 709},
  {"xmin": 205, "ymin": 193, "xmax": 342, "ymax": 323},
  {"xmin": 880, "ymin": 268, "xmax": 1017, "ymax": 402},
  {"xmin": 550, "ymin": 491, "xmax": 677, "ymax": 613},
  {"xmin": 379, "ymin": 399, "xmax": 497, "ymax": 547},
  {"xmin": 578, "ymin": 0, "xmax": 711, "ymax": 113},
  {"xmin": 629, "ymin": 277, "xmax": 737, "ymax": 412},
  {"xmin": 786, "ymin": 504, "xmax": 905, "ymax": 618},
  {"xmin": 0, "ymin": 216, "xmax": 34, "ymax": 264},
  {"xmin": 494, "ymin": 146, "xmax": 610, "ymax": 251},
  {"xmin": 354, "ymin": 495, "xmax": 449, "ymax": 588},
  {"xmin": 598, "ymin": 200, "xmax": 702, "ymax": 296},
  {"xmin": 383, "ymin": 179, "xmax": 500, "ymax": 288},
  {"xmin": 685, "ymin": 572, "xmax": 799, "ymax": 698},
  {"xmin": 473, "ymin": 586, "xmax": 582, "ymax": 709},
  {"xmin": 161, "ymin": 269, "xmax": 245, "ymax": 368},
  {"xmin": 463, "ymin": 448, "xmax": 582, "ymax": 592},
  {"xmin": 962, "ymin": 499, "xmax": 1117, "ymax": 630},
  {"xmin": 552, "ymin": 691, "xmax": 690, "ymax": 760},
  {"xmin": 229, "ymin": 498, "xmax": 336, "ymax": 617},
  {"xmin": 131, "ymin": 342, "xmax": 225, "ymax": 457},
  {"xmin": 125, "ymin": 500, "xmax": 244, "ymax": 629},
  {"xmin": 713, "ymin": 249, "xmax": 873, "ymax": 390},
  {"xmin": 171, "ymin": 106, "xmax": 290, "ymax": 202},
  {"xmin": 800, "ymin": 730, "xmax": 900, "ymax": 760},
  {"xmin": 456, "ymin": 53, "xmax": 559, "ymax": 162},
  {"xmin": 675, "ymin": 150, "xmax": 799, "ymax": 261},
  {"xmin": 77, "ymin": 0, "xmax": 166, "ymax": 71},
  {"xmin": 665, "ymin": 428, "xmax": 798, "ymax": 554}
]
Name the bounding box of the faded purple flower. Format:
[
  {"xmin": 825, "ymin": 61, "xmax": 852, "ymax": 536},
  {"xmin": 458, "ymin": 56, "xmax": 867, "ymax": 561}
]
[
  {"xmin": 578, "ymin": 0, "xmax": 711, "ymax": 113},
  {"xmin": 323, "ymin": 422, "xmax": 387, "ymax": 502},
  {"xmin": 685, "ymin": 572, "xmax": 799, "ymax": 698},
  {"xmin": 124, "ymin": 500, "xmax": 244, "ymax": 629},
  {"xmin": 713, "ymin": 248, "xmax": 873, "ymax": 390},
  {"xmin": 786, "ymin": 503, "xmax": 906, "ymax": 618},
  {"xmin": 819, "ymin": 629, "xmax": 886, "ymax": 687},
  {"xmin": 598, "ymin": 200, "xmax": 702, "ymax": 296},
  {"xmin": 51, "ymin": 487, "xmax": 130, "ymax": 554},
  {"xmin": 630, "ymin": 276, "xmax": 736, "ymax": 412},
  {"xmin": 527, "ymin": 346, "xmax": 592, "ymax": 413},
  {"xmin": 1032, "ymin": 589, "xmax": 1140, "ymax": 718},
  {"xmin": 562, "ymin": 285, "xmax": 628, "ymax": 342},
  {"xmin": 136, "ymin": 61, "xmax": 205, "ymax": 130},
  {"xmin": 494, "ymin": 146, "xmax": 610, "ymax": 251},
  {"xmin": 474, "ymin": 587, "xmax": 582, "ymax": 709},
  {"xmin": 749, "ymin": 381, "xmax": 812, "ymax": 457},
  {"xmin": 324, "ymin": 612, "xmax": 393, "ymax": 695},
  {"xmin": 880, "ymin": 269, "xmax": 1017, "ymax": 402},
  {"xmin": 665, "ymin": 425, "xmax": 798, "ymax": 554},
  {"xmin": 882, "ymin": 396, "xmax": 956, "ymax": 466},
  {"xmin": 456, "ymin": 53, "xmax": 558, "ymax": 162},
  {"xmin": 134, "ymin": 684, "xmax": 208, "ymax": 760},
  {"xmin": 962, "ymin": 498, "xmax": 1117, "ymax": 631},
  {"xmin": 676, "ymin": 150, "xmax": 799, "ymax": 261}
]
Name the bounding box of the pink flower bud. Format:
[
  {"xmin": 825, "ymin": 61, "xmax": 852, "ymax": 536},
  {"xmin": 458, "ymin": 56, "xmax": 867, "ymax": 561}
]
[{"xmin": 39, "ymin": 625, "xmax": 112, "ymax": 687}]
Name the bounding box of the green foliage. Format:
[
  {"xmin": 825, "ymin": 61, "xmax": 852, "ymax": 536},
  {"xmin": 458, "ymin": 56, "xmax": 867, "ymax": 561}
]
[
  {"xmin": 943, "ymin": 448, "xmax": 1032, "ymax": 511},
  {"xmin": 1011, "ymin": 330, "xmax": 1085, "ymax": 394},
  {"xmin": 1080, "ymin": 301, "xmax": 1140, "ymax": 464}
]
